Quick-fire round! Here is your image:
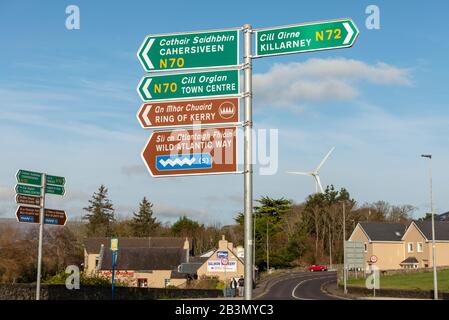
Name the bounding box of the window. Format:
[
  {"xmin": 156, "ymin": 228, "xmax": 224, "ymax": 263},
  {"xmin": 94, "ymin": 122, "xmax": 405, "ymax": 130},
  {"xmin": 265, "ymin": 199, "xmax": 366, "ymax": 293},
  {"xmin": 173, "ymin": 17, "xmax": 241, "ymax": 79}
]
[
  {"xmin": 137, "ymin": 278, "xmax": 148, "ymax": 288},
  {"xmin": 417, "ymin": 242, "xmax": 423, "ymax": 252},
  {"xmin": 407, "ymin": 243, "xmax": 414, "ymax": 253},
  {"xmin": 364, "ymin": 243, "xmax": 368, "ymax": 252}
]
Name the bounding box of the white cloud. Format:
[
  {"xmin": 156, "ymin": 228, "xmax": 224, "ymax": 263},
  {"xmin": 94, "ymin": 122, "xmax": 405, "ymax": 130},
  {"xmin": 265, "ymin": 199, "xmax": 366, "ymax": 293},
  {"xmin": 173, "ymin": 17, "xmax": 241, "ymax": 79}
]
[{"xmin": 253, "ymin": 58, "xmax": 412, "ymax": 108}]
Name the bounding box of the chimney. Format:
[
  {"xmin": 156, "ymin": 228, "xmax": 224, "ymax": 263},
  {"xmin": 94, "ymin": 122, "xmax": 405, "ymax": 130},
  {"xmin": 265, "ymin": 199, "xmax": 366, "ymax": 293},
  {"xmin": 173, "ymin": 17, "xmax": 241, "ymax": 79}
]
[{"xmin": 218, "ymin": 235, "xmax": 227, "ymax": 249}]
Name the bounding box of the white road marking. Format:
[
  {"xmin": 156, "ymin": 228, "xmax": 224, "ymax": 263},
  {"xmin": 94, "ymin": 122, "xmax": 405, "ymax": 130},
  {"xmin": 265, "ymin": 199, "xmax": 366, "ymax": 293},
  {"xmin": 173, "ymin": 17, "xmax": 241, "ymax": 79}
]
[{"xmin": 291, "ymin": 275, "xmax": 336, "ymax": 300}]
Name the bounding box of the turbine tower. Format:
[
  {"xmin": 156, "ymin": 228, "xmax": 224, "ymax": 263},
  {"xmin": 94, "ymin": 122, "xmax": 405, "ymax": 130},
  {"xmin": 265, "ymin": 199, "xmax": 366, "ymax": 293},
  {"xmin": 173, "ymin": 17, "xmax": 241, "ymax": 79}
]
[{"xmin": 287, "ymin": 147, "xmax": 335, "ymax": 193}]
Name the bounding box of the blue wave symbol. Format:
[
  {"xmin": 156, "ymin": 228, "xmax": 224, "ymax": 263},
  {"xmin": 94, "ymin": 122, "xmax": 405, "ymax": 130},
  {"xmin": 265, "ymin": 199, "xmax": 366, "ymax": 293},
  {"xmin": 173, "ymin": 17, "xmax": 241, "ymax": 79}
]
[{"xmin": 156, "ymin": 153, "xmax": 212, "ymax": 171}]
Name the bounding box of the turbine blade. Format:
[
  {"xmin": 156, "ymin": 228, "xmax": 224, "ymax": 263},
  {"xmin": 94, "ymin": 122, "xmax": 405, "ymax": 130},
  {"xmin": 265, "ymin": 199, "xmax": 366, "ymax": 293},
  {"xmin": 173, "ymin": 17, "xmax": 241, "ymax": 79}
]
[
  {"xmin": 286, "ymin": 171, "xmax": 312, "ymax": 176},
  {"xmin": 316, "ymin": 147, "xmax": 335, "ymax": 172}
]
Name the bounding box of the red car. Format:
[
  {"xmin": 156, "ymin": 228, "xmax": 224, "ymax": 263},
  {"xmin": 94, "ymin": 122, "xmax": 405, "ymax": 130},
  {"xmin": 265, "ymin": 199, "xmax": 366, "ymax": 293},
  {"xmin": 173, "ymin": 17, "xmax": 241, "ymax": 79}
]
[{"xmin": 308, "ymin": 264, "xmax": 328, "ymax": 272}]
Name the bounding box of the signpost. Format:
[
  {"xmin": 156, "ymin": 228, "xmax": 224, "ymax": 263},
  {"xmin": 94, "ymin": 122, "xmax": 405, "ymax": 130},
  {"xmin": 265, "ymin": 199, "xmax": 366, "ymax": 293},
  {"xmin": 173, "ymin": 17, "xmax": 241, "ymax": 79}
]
[
  {"xmin": 141, "ymin": 127, "xmax": 237, "ymax": 177},
  {"xmin": 138, "ymin": 29, "xmax": 239, "ymax": 72},
  {"xmin": 137, "ymin": 97, "xmax": 239, "ymax": 129},
  {"xmin": 135, "ymin": 19, "xmax": 359, "ymax": 300},
  {"xmin": 45, "ymin": 184, "xmax": 65, "ymax": 196},
  {"xmin": 16, "ymin": 194, "xmax": 41, "ymax": 206},
  {"xmin": 137, "ymin": 69, "xmax": 240, "ymax": 102},
  {"xmin": 255, "ymin": 19, "xmax": 359, "ymax": 58},
  {"xmin": 110, "ymin": 238, "xmax": 119, "ymax": 300},
  {"xmin": 14, "ymin": 169, "xmax": 66, "ymax": 300},
  {"xmin": 15, "ymin": 184, "xmax": 41, "ymax": 196},
  {"xmin": 16, "ymin": 170, "xmax": 42, "ymax": 186}
]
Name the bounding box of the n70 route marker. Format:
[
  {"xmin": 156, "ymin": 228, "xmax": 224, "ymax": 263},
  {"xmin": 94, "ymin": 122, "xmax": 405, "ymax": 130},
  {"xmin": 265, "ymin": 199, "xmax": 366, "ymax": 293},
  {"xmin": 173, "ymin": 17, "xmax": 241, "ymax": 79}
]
[
  {"xmin": 138, "ymin": 29, "xmax": 239, "ymax": 72},
  {"xmin": 137, "ymin": 69, "xmax": 240, "ymax": 102}
]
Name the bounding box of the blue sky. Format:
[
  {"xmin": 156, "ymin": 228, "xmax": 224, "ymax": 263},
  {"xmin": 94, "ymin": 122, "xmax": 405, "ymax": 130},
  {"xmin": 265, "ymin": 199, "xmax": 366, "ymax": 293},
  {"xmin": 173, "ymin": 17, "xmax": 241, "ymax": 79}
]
[{"xmin": 1, "ymin": 1, "xmax": 449, "ymax": 225}]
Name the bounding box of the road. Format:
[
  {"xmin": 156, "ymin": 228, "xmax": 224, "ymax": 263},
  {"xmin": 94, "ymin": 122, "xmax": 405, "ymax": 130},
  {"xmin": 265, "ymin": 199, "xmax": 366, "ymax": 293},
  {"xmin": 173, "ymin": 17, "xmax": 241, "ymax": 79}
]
[{"xmin": 256, "ymin": 271, "xmax": 343, "ymax": 300}]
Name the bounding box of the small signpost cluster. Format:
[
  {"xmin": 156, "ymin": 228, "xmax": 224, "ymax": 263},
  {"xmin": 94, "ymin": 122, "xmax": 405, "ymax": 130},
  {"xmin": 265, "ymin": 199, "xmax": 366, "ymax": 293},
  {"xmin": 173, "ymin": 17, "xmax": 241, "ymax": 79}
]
[
  {"xmin": 136, "ymin": 19, "xmax": 359, "ymax": 299},
  {"xmin": 14, "ymin": 169, "xmax": 67, "ymax": 300}
]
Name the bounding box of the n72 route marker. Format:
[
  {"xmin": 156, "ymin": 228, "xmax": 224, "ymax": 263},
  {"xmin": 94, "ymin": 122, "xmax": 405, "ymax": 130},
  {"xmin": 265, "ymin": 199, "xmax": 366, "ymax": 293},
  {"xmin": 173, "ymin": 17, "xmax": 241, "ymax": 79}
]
[
  {"xmin": 138, "ymin": 29, "xmax": 239, "ymax": 72},
  {"xmin": 255, "ymin": 18, "xmax": 359, "ymax": 57},
  {"xmin": 16, "ymin": 170, "xmax": 42, "ymax": 186},
  {"xmin": 137, "ymin": 69, "xmax": 240, "ymax": 102},
  {"xmin": 137, "ymin": 97, "xmax": 239, "ymax": 129}
]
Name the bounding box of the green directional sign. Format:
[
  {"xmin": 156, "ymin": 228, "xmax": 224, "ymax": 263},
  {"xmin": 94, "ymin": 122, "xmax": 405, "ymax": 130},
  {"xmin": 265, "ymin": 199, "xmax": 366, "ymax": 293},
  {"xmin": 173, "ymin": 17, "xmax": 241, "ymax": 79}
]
[
  {"xmin": 138, "ymin": 29, "xmax": 239, "ymax": 72},
  {"xmin": 16, "ymin": 184, "xmax": 41, "ymax": 196},
  {"xmin": 16, "ymin": 170, "xmax": 42, "ymax": 186},
  {"xmin": 46, "ymin": 175, "xmax": 65, "ymax": 186},
  {"xmin": 137, "ymin": 69, "xmax": 240, "ymax": 101},
  {"xmin": 45, "ymin": 185, "xmax": 65, "ymax": 196},
  {"xmin": 255, "ymin": 19, "xmax": 359, "ymax": 57}
]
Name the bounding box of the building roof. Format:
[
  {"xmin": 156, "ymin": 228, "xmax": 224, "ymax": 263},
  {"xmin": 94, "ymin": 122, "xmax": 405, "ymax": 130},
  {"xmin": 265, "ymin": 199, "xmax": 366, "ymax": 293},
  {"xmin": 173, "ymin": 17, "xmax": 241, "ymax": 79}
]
[
  {"xmin": 84, "ymin": 237, "xmax": 191, "ymax": 254},
  {"xmin": 413, "ymin": 221, "xmax": 449, "ymax": 241},
  {"xmin": 358, "ymin": 222, "xmax": 406, "ymax": 241},
  {"xmin": 438, "ymin": 212, "xmax": 449, "ymax": 221},
  {"xmin": 400, "ymin": 256, "xmax": 419, "ymax": 264},
  {"xmin": 99, "ymin": 247, "xmax": 187, "ymax": 271}
]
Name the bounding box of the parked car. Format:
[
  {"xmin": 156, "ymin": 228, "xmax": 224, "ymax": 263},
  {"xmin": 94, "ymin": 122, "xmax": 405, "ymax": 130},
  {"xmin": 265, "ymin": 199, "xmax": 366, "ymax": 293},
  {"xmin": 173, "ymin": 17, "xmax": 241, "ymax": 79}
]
[{"xmin": 308, "ymin": 264, "xmax": 328, "ymax": 272}]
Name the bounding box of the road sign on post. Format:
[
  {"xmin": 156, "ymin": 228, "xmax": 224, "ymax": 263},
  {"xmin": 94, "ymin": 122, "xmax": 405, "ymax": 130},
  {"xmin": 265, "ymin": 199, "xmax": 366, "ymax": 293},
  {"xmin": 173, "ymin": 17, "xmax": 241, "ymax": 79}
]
[
  {"xmin": 15, "ymin": 184, "xmax": 41, "ymax": 196},
  {"xmin": 16, "ymin": 206, "xmax": 40, "ymax": 223},
  {"xmin": 137, "ymin": 69, "xmax": 240, "ymax": 102},
  {"xmin": 16, "ymin": 194, "xmax": 41, "ymax": 206},
  {"xmin": 141, "ymin": 126, "xmax": 237, "ymax": 177},
  {"xmin": 46, "ymin": 175, "xmax": 66, "ymax": 186},
  {"xmin": 44, "ymin": 209, "xmax": 67, "ymax": 226},
  {"xmin": 255, "ymin": 19, "xmax": 359, "ymax": 58},
  {"xmin": 45, "ymin": 185, "xmax": 65, "ymax": 196},
  {"xmin": 138, "ymin": 29, "xmax": 240, "ymax": 72},
  {"xmin": 16, "ymin": 170, "xmax": 42, "ymax": 186},
  {"xmin": 137, "ymin": 97, "xmax": 240, "ymax": 129}
]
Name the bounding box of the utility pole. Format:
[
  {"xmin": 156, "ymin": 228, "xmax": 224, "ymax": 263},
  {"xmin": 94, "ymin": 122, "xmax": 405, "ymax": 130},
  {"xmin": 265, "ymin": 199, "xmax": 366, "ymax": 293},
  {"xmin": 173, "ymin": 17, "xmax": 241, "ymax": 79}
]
[
  {"xmin": 329, "ymin": 223, "xmax": 332, "ymax": 270},
  {"xmin": 421, "ymin": 154, "xmax": 438, "ymax": 300},
  {"xmin": 266, "ymin": 220, "xmax": 269, "ymax": 273},
  {"xmin": 36, "ymin": 173, "xmax": 46, "ymax": 300},
  {"xmin": 343, "ymin": 201, "xmax": 347, "ymax": 294},
  {"xmin": 243, "ymin": 23, "xmax": 253, "ymax": 300}
]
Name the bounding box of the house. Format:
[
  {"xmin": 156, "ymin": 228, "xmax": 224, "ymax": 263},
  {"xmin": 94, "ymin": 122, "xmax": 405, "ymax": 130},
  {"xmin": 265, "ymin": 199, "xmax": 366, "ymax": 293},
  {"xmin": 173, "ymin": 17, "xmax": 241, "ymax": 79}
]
[
  {"xmin": 83, "ymin": 237, "xmax": 192, "ymax": 288},
  {"xmin": 401, "ymin": 221, "xmax": 449, "ymax": 268},
  {"xmin": 348, "ymin": 222, "xmax": 406, "ymax": 270},
  {"xmin": 98, "ymin": 247, "xmax": 189, "ymax": 288},
  {"xmin": 195, "ymin": 235, "xmax": 244, "ymax": 282},
  {"xmin": 348, "ymin": 220, "xmax": 449, "ymax": 271}
]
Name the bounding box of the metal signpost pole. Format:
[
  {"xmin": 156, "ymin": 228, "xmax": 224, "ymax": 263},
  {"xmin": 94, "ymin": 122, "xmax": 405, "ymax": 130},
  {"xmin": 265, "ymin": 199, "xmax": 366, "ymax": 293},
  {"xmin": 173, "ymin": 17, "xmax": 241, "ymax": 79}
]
[
  {"xmin": 36, "ymin": 173, "xmax": 46, "ymax": 300},
  {"xmin": 111, "ymin": 251, "xmax": 117, "ymax": 300},
  {"xmin": 343, "ymin": 201, "xmax": 347, "ymax": 294},
  {"xmin": 243, "ymin": 23, "xmax": 253, "ymax": 300}
]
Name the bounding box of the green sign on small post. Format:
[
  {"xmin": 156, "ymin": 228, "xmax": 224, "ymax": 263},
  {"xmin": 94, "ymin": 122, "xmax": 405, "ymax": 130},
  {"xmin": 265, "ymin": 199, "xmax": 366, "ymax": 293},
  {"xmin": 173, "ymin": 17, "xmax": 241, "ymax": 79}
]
[
  {"xmin": 255, "ymin": 19, "xmax": 359, "ymax": 57},
  {"xmin": 137, "ymin": 69, "xmax": 240, "ymax": 101},
  {"xmin": 16, "ymin": 170, "xmax": 42, "ymax": 186},
  {"xmin": 138, "ymin": 29, "xmax": 239, "ymax": 72},
  {"xmin": 46, "ymin": 175, "xmax": 66, "ymax": 186},
  {"xmin": 45, "ymin": 185, "xmax": 65, "ymax": 196},
  {"xmin": 15, "ymin": 184, "xmax": 41, "ymax": 196}
]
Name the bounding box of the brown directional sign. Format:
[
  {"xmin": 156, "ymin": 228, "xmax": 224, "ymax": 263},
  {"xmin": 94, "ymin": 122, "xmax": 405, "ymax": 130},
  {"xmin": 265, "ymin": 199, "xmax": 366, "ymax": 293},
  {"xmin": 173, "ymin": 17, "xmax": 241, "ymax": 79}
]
[
  {"xmin": 137, "ymin": 97, "xmax": 239, "ymax": 129},
  {"xmin": 16, "ymin": 206, "xmax": 67, "ymax": 225},
  {"xmin": 16, "ymin": 194, "xmax": 41, "ymax": 206},
  {"xmin": 141, "ymin": 126, "xmax": 237, "ymax": 177},
  {"xmin": 16, "ymin": 206, "xmax": 40, "ymax": 223},
  {"xmin": 43, "ymin": 209, "xmax": 67, "ymax": 226}
]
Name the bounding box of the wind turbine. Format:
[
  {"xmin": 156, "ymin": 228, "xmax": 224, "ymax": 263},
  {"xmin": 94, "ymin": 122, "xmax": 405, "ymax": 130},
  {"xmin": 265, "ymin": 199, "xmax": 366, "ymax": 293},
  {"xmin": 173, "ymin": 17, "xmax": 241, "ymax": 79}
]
[{"xmin": 287, "ymin": 147, "xmax": 335, "ymax": 193}]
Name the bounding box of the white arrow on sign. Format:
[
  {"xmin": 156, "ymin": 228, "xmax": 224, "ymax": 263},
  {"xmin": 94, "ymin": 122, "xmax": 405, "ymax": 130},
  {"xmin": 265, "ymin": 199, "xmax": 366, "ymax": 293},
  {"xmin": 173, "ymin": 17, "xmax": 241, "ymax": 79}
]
[
  {"xmin": 142, "ymin": 105, "xmax": 152, "ymax": 126},
  {"xmin": 343, "ymin": 22, "xmax": 354, "ymax": 45},
  {"xmin": 140, "ymin": 78, "xmax": 152, "ymax": 100},
  {"xmin": 142, "ymin": 38, "xmax": 155, "ymax": 70}
]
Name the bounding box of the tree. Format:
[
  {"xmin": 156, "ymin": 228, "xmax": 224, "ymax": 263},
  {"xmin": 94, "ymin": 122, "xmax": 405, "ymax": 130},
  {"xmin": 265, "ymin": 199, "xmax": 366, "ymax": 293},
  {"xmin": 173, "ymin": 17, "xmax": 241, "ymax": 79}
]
[
  {"xmin": 171, "ymin": 216, "xmax": 203, "ymax": 238},
  {"xmin": 254, "ymin": 196, "xmax": 292, "ymax": 270},
  {"xmin": 83, "ymin": 185, "xmax": 115, "ymax": 237},
  {"xmin": 131, "ymin": 197, "xmax": 159, "ymax": 237}
]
